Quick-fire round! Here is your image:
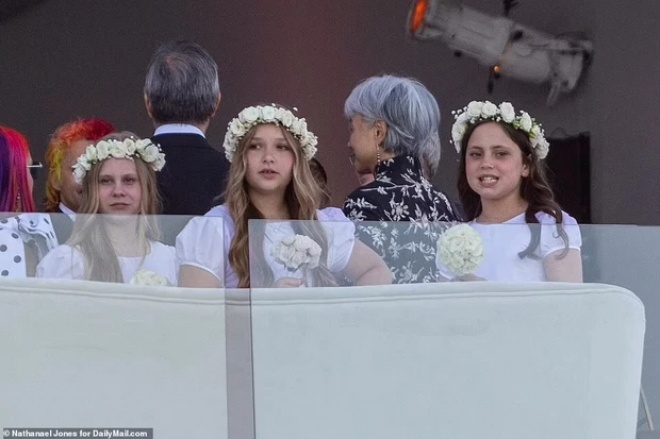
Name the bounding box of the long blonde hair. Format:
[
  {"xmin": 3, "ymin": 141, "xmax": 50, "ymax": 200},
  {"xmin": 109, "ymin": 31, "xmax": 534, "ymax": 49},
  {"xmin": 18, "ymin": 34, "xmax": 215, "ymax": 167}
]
[
  {"xmin": 224, "ymin": 123, "xmax": 337, "ymax": 288},
  {"xmin": 68, "ymin": 132, "xmax": 161, "ymax": 282}
]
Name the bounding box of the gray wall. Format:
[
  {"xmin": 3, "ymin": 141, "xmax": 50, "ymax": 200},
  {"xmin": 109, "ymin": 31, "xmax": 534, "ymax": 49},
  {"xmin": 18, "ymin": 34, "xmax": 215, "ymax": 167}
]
[{"xmin": 1, "ymin": 0, "xmax": 659, "ymax": 224}]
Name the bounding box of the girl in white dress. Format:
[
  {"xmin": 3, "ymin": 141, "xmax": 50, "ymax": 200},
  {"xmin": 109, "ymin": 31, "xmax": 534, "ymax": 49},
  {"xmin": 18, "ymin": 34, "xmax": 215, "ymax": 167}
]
[
  {"xmin": 37, "ymin": 132, "xmax": 176, "ymax": 285},
  {"xmin": 177, "ymin": 104, "xmax": 392, "ymax": 288},
  {"xmin": 444, "ymin": 101, "xmax": 582, "ymax": 282}
]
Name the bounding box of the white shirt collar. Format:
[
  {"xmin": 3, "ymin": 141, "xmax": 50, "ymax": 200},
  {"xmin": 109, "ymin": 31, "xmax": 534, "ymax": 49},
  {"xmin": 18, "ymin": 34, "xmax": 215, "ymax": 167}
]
[
  {"xmin": 59, "ymin": 203, "xmax": 77, "ymax": 220},
  {"xmin": 154, "ymin": 124, "xmax": 205, "ymax": 137}
]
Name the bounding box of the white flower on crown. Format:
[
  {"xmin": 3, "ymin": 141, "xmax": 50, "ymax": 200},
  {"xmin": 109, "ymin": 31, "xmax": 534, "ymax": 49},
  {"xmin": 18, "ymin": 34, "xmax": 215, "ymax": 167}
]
[
  {"xmin": 272, "ymin": 234, "xmax": 322, "ymax": 271},
  {"xmin": 450, "ymin": 100, "xmax": 550, "ymax": 159},
  {"xmin": 436, "ymin": 223, "xmax": 485, "ymax": 276},
  {"xmin": 223, "ymin": 104, "xmax": 319, "ymax": 162},
  {"xmin": 71, "ymin": 137, "xmax": 166, "ymax": 184}
]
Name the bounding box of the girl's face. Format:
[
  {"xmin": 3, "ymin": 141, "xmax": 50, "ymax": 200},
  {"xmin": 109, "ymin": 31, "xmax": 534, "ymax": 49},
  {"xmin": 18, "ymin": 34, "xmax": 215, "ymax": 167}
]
[
  {"xmin": 465, "ymin": 122, "xmax": 529, "ymax": 204},
  {"xmin": 245, "ymin": 124, "xmax": 295, "ymax": 196},
  {"xmin": 97, "ymin": 158, "xmax": 142, "ymax": 215},
  {"xmin": 347, "ymin": 115, "xmax": 379, "ymax": 175}
]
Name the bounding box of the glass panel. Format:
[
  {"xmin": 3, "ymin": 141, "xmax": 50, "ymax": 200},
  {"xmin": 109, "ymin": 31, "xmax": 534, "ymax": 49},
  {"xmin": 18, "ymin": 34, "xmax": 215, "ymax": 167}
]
[
  {"xmin": 0, "ymin": 213, "xmax": 229, "ymax": 437},
  {"xmin": 246, "ymin": 219, "xmax": 656, "ymax": 439}
]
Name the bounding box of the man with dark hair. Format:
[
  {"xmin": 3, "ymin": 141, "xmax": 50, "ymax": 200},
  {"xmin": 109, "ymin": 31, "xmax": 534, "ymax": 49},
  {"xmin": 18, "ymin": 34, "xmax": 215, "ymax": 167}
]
[{"xmin": 144, "ymin": 40, "xmax": 229, "ymax": 217}]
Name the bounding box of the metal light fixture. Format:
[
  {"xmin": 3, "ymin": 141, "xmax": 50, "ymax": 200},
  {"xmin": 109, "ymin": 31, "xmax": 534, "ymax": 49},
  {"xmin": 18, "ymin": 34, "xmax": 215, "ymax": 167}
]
[{"xmin": 407, "ymin": 0, "xmax": 593, "ymax": 105}]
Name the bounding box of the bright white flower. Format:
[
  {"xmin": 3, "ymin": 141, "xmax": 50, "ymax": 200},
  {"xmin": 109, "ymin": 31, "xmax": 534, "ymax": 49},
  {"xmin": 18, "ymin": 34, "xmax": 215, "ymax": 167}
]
[
  {"xmin": 141, "ymin": 144, "xmax": 161, "ymax": 162},
  {"xmin": 72, "ymin": 166, "xmax": 86, "ymax": 184},
  {"xmin": 95, "ymin": 141, "xmax": 110, "ymax": 160},
  {"xmin": 451, "ymin": 122, "xmax": 466, "ymax": 152},
  {"xmin": 229, "ymin": 119, "xmax": 246, "ymax": 136},
  {"xmin": 272, "ymin": 234, "xmax": 322, "ymax": 271},
  {"xmin": 466, "ymin": 101, "xmax": 484, "ymax": 117},
  {"xmin": 437, "ymin": 224, "xmax": 484, "ymax": 276},
  {"xmin": 84, "ymin": 145, "xmax": 98, "ymax": 161},
  {"xmin": 239, "ymin": 106, "xmax": 260, "ymax": 124},
  {"xmin": 280, "ymin": 109, "xmax": 294, "ymax": 127},
  {"xmin": 530, "ymin": 124, "xmax": 541, "ymax": 139},
  {"xmin": 499, "ymin": 102, "xmax": 515, "ymax": 122},
  {"xmin": 130, "ymin": 269, "xmax": 169, "ymax": 286},
  {"xmin": 535, "ymin": 138, "xmax": 550, "ymax": 159},
  {"xmin": 108, "ymin": 141, "xmax": 126, "ymax": 158},
  {"xmin": 260, "ymin": 106, "xmax": 277, "ymax": 122},
  {"xmin": 455, "ymin": 111, "xmax": 470, "ymax": 125},
  {"xmin": 77, "ymin": 156, "xmax": 91, "ymax": 171},
  {"xmin": 152, "ymin": 154, "xmax": 166, "ymax": 171},
  {"xmin": 519, "ymin": 112, "xmax": 533, "ymax": 131},
  {"xmin": 481, "ymin": 101, "xmax": 498, "ymax": 117},
  {"xmin": 124, "ymin": 138, "xmax": 137, "ymax": 155}
]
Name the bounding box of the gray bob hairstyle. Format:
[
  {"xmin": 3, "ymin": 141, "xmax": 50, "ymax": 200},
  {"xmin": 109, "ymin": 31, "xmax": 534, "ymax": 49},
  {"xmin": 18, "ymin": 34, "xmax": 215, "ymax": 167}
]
[{"xmin": 344, "ymin": 74, "xmax": 442, "ymax": 177}]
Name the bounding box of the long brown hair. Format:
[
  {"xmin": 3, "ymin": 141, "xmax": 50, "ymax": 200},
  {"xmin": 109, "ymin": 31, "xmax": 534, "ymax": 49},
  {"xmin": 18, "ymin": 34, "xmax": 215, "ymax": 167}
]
[
  {"xmin": 457, "ymin": 120, "xmax": 568, "ymax": 258},
  {"xmin": 68, "ymin": 132, "xmax": 161, "ymax": 282},
  {"xmin": 224, "ymin": 123, "xmax": 337, "ymax": 288}
]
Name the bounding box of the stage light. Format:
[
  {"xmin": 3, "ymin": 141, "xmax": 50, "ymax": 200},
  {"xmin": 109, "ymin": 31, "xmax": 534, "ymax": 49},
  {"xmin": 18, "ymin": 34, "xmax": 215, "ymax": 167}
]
[{"xmin": 407, "ymin": 0, "xmax": 593, "ymax": 105}]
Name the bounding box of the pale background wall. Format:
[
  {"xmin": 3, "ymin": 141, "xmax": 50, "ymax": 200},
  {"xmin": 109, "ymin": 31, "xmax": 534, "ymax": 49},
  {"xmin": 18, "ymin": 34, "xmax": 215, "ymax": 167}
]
[{"xmin": 1, "ymin": 0, "xmax": 660, "ymax": 425}]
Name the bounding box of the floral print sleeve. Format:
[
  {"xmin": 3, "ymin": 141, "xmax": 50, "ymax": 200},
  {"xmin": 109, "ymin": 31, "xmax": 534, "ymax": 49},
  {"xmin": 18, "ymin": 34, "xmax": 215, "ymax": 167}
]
[{"xmin": 343, "ymin": 155, "xmax": 462, "ymax": 284}]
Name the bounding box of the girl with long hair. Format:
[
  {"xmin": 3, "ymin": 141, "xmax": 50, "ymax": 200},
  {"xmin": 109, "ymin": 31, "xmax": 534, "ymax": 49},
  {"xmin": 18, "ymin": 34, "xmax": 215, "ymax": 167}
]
[
  {"xmin": 0, "ymin": 126, "xmax": 56, "ymax": 277},
  {"xmin": 445, "ymin": 100, "xmax": 582, "ymax": 282},
  {"xmin": 177, "ymin": 104, "xmax": 392, "ymax": 288},
  {"xmin": 37, "ymin": 132, "xmax": 176, "ymax": 285}
]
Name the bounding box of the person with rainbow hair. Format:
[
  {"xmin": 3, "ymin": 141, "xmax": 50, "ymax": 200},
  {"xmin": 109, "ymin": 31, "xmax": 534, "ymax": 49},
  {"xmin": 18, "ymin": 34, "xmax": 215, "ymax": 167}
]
[
  {"xmin": 44, "ymin": 118, "xmax": 115, "ymax": 242},
  {"xmin": 0, "ymin": 126, "xmax": 56, "ymax": 276}
]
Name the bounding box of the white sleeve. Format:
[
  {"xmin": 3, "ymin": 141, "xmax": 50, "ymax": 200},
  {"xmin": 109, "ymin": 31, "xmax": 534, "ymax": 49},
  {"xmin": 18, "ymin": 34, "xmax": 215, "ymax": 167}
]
[
  {"xmin": 320, "ymin": 207, "xmax": 356, "ymax": 273},
  {"xmin": 35, "ymin": 245, "xmax": 85, "ymax": 280},
  {"xmin": 540, "ymin": 212, "xmax": 582, "ymax": 258},
  {"xmin": 175, "ymin": 216, "xmax": 227, "ymax": 285}
]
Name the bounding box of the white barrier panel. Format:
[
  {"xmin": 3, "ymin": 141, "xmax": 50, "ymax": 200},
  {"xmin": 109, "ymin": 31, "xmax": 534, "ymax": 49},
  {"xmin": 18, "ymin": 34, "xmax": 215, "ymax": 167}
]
[
  {"xmin": 250, "ymin": 282, "xmax": 645, "ymax": 439},
  {"xmin": 0, "ymin": 278, "xmax": 228, "ymax": 439}
]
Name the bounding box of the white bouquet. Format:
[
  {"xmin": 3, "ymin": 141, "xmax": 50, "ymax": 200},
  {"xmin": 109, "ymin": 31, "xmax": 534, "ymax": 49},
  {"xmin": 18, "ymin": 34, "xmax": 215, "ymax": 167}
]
[
  {"xmin": 130, "ymin": 269, "xmax": 170, "ymax": 286},
  {"xmin": 272, "ymin": 234, "xmax": 322, "ymax": 271},
  {"xmin": 436, "ymin": 224, "xmax": 484, "ymax": 276}
]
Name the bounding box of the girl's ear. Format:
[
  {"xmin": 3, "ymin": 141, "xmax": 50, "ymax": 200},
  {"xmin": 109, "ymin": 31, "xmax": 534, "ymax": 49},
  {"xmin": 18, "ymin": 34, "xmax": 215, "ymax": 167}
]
[{"xmin": 522, "ymin": 155, "xmax": 531, "ymax": 178}]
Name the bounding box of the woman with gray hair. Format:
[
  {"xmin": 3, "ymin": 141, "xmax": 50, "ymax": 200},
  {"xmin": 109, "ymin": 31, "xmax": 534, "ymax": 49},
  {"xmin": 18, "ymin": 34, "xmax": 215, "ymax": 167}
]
[{"xmin": 342, "ymin": 74, "xmax": 462, "ymax": 284}]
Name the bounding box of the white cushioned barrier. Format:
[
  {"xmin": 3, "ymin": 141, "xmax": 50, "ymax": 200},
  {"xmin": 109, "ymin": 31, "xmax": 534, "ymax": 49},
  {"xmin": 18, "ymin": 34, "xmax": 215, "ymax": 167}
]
[
  {"xmin": 250, "ymin": 282, "xmax": 645, "ymax": 439},
  {"xmin": 0, "ymin": 278, "xmax": 228, "ymax": 439}
]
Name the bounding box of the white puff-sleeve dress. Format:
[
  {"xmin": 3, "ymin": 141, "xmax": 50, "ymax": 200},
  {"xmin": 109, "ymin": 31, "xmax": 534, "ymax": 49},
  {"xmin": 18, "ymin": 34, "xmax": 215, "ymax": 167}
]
[
  {"xmin": 176, "ymin": 205, "xmax": 356, "ymax": 287},
  {"xmin": 36, "ymin": 240, "xmax": 177, "ymax": 285},
  {"xmin": 438, "ymin": 211, "xmax": 582, "ymax": 282}
]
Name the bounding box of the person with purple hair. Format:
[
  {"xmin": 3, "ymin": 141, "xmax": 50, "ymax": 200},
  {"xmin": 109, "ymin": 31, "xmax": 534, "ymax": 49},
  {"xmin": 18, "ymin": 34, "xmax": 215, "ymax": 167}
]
[{"xmin": 0, "ymin": 126, "xmax": 57, "ymax": 277}]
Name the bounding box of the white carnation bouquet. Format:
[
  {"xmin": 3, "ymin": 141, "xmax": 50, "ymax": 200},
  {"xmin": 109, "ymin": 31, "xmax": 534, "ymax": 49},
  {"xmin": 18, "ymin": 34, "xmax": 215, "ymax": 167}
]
[
  {"xmin": 436, "ymin": 224, "xmax": 485, "ymax": 277},
  {"xmin": 130, "ymin": 269, "xmax": 170, "ymax": 286},
  {"xmin": 272, "ymin": 234, "xmax": 322, "ymax": 271}
]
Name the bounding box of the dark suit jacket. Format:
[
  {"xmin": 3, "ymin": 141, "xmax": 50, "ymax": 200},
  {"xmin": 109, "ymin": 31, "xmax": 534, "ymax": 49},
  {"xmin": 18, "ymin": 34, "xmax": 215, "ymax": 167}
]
[
  {"xmin": 49, "ymin": 207, "xmax": 74, "ymax": 245},
  {"xmin": 152, "ymin": 133, "xmax": 230, "ymax": 215},
  {"xmin": 152, "ymin": 133, "xmax": 230, "ymax": 245}
]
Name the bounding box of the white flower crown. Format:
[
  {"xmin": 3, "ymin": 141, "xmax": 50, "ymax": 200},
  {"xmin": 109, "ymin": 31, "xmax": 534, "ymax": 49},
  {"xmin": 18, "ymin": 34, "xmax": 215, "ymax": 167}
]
[
  {"xmin": 72, "ymin": 137, "xmax": 166, "ymax": 184},
  {"xmin": 223, "ymin": 104, "xmax": 318, "ymax": 162},
  {"xmin": 451, "ymin": 101, "xmax": 550, "ymax": 159}
]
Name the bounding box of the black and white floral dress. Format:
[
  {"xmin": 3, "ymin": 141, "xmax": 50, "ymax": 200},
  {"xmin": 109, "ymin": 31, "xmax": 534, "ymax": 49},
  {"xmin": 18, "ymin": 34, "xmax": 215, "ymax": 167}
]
[{"xmin": 343, "ymin": 155, "xmax": 462, "ymax": 284}]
